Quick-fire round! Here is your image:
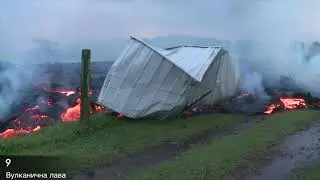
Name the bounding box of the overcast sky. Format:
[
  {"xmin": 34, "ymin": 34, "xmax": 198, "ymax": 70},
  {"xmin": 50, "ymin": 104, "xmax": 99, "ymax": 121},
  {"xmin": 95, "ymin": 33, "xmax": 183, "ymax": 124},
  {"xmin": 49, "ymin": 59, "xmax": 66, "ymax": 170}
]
[{"xmin": 1, "ymin": 0, "xmax": 320, "ymax": 61}]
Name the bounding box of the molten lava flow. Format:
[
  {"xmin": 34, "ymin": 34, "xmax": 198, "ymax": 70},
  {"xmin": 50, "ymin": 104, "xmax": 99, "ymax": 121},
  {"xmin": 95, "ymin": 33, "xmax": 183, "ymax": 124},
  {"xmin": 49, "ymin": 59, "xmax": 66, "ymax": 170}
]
[
  {"xmin": 24, "ymin": 105, "xmax": 40, "ymax": 112},
  {"xmin": 48, "ymin": 89, "xmax": 76, "ymax": 96},
  {"xmin": 45, "ymin": 88, "xmax": 94, "ymax": 96},
  {"xmin": 239, "ymin": 92, "xmax": 249, "ymax": 97},
  {"xmin": 31, "ymin": 114, "xmax": 49, "ymax": 120},
  {"xmin": 94, "ymin": 104, "xmax": 105, "ymax": 111},
  {"xmin": 0, "ymin": 87, "xmax": 107, "ymax": 139},
  {"xmin": 264, "ymin": 97, "xmax": 307, "ymax": 114},
  {"xmin": 60, "ymin": 98, "xmax": 107, "ymax": 122},
  {"xmin": 116, "ymin": 113, "xmax": 126, "ymax": 119},
  {"xmin": 0, "ymin": 126, "xmax": 40, "ymax": 139},
  {"xmin": 264, "ymin": 104, "xmax": 280, "ymax": 114},
  {"xmin": 0, "ymin": 103, "xmax": 50, "ymax": 139},
  {"xmin": 280, "ymin": 97, "xmax": 306, "ymax": 109},
  {"xmin": 60, "ymin": 98, "xmax": 81, "ymax": 122}
]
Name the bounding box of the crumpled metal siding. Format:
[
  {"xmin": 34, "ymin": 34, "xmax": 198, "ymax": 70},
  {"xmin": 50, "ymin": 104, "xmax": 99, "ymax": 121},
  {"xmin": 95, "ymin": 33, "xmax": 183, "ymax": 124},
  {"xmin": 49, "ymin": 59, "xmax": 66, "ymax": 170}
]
[
  {"xmin": 98, "ymin": 38, "xmax": 192, "ymax": 118},
  {"xmin": 160, "ymin": 46, "xmax": 221, "ymax": 82},
  {"xmin": 184, "ymin": 50, "xmax": 241, "ymax": 106},
  {"xmin": 161, "ymin": 45, "xmax": 241, "ymax": 106},
  {"xmin": 98, "ymin": 37, "xmax": 241, "ymax": 118}
]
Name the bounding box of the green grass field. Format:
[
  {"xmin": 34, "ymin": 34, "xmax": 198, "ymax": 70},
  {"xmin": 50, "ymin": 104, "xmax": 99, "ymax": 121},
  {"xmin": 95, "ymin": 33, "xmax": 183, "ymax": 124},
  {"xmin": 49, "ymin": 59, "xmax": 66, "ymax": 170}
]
[
  {"xmin": 128, "ymin": 110, "xmax": 320, "ymax": 180},
  {"xmin": 1, "ymin": 110, "xmax": 319, "ymax": 178},
  {"xmin": 0, "ymin": 113, "xmax": 247, "ymax": 171}
]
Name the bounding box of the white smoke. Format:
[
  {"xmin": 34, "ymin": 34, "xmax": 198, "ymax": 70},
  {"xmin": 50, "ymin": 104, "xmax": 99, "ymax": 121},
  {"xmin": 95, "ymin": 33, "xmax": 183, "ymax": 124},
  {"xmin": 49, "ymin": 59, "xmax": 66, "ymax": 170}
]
[
  {"xmin": 239, "ymin": 63, "xmax": 270, "ymax": 99},
  {"xmin": 233, "ymin": 40, "xmax": 320, "ymax": 96},
  {"xmin": 0, "ymin": 62, "xmax": 38, "ymax": 121},
  {"xmin": 222, "ymin": 0, "xmax": 320, "ymax": 97},
  {"xmin": 293, "ymin": 54, "xmax": 320, "ymax": 95},
  {"xmin": 1, "ymin": 0, "xmax": 320, "ymax": 120}
]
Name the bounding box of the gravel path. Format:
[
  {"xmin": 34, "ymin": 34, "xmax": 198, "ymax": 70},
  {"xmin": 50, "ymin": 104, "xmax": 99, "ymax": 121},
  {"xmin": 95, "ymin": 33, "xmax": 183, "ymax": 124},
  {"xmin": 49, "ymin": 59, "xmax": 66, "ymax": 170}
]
[{"xmin": 246, "ymin": 120, "xmax": 320, "ymax": 180}]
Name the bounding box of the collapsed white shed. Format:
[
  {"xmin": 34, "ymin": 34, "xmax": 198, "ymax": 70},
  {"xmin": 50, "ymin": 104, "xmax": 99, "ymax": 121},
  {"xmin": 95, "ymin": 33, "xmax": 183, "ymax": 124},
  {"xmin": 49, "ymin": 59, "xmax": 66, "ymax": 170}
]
[{"xmin": 98, "ymin": 36, "xmax": 241, "ymax": 119}]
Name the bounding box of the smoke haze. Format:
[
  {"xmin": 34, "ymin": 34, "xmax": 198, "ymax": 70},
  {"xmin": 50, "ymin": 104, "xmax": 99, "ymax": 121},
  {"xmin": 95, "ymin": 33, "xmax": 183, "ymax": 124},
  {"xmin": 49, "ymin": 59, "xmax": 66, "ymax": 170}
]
[{"xmin": 0, "ymin": 0, "xmax": 320, "ymax": 119}]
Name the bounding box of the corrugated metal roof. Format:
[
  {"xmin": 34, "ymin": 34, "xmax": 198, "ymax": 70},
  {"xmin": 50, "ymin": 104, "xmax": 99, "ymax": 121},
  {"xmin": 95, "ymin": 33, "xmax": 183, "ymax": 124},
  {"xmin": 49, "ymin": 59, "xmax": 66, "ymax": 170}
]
[
  {"xmin": 165, "ymin": 45, "xmax": 222, "ymax": 50},
  {"xmin": 130, "ymin": 36, "xmax": 225, "ymax": 82},
  {"xmin": 161, "ymin": 46, "xmax": 223, "ymax": 82}
]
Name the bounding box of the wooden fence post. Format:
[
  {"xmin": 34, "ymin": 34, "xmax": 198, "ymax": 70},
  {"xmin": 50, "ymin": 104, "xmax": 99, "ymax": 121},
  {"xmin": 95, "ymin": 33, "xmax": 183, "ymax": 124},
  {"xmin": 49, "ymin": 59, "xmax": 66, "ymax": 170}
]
[{"xmin": 80, "ymin": 49, "xmax": 91, "ymax": 125}]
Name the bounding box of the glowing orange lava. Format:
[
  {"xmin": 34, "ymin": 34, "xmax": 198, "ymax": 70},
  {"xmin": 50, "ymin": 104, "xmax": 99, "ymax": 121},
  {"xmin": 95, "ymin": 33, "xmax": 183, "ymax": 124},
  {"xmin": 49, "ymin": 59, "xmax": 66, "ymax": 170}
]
[
  {"xmin": 0, "ymin": 88, "xmax": 106, "ymax": 139},
  {"xmin": 280, "ymin": 97, "xmax": 306, "ymax": 109},
  {"xmin": 264, "ymin": 97, "xmax": 307, "ymax": 114},
  {"xmin": 31, "ymin": 114, "xmax": 49, "ymax": 120},
  {"xmin": 60, "ymin": 98, "xmax": 81, "ymax": 122},
  {"xmin": 240, "ymin": 92, "xmax": 249, "ymax": 97},
  {"xmin": 48, "ymin": 90, "xmax": 76, "ymax": 96},
  {"xmin": 0, "ymin": 126, "xmax": 41, "ymax": 139},
  {"xmin": 116, "ymin": 113, "xmax": 126, "ymax": 119},
  {"xmin": 60, "ymin": 98, "xmax": 107, "ymax": 122},
  {"xmin": 264, "ymin": 104, "xmax": 280, "ymax": 114}
]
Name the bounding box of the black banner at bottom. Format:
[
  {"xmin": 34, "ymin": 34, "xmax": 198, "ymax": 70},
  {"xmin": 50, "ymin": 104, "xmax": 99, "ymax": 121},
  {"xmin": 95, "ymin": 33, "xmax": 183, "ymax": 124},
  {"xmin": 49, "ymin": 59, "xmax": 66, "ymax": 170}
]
[{"xmin": 0, "ymin": 156, "xmax": 69, "ymax": 179}]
